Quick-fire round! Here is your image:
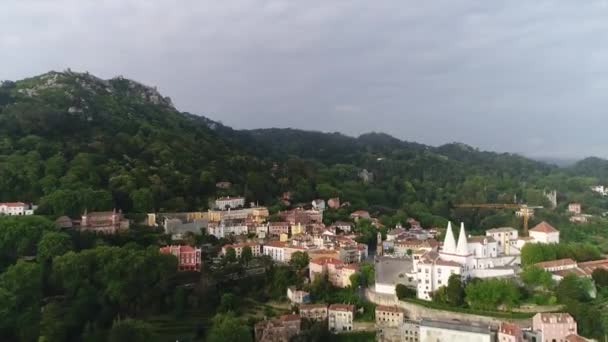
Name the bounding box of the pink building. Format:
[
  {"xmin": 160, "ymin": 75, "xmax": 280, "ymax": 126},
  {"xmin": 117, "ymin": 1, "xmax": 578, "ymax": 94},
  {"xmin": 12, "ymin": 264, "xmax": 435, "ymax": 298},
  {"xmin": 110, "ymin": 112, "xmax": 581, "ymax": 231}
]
[
  {"xmin": 160, "ymin": 245, "xmax": 202, "ymax": 271},
  {"xmin": 533, "ymin": 313, "xmax": 577, "ymax": 342}
]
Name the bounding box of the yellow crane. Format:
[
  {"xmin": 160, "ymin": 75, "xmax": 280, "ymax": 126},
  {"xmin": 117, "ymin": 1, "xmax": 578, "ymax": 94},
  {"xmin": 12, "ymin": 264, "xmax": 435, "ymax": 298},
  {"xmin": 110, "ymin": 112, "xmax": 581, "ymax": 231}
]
[{"xmin": 453, "ymin": 203, "xmax": 543, "ymax": 236}]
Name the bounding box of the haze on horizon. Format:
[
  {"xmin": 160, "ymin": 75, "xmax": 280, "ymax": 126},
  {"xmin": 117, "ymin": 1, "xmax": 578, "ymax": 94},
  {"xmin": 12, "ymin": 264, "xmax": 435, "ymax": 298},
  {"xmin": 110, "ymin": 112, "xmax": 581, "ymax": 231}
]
[{"xmin": 2, "ymin": 1, "xmax": 608, "ymax": 159}]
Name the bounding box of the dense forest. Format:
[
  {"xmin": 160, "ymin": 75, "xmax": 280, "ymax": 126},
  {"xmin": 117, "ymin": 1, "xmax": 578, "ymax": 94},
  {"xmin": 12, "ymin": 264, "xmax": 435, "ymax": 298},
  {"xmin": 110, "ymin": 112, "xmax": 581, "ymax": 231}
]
[
  {"xmin": 3, "ymin": 71, "xmax": 608, "ymax": 340},
  {"xmin": 2, "ymin": 71, "xmax": 608, "ymax": 231}
]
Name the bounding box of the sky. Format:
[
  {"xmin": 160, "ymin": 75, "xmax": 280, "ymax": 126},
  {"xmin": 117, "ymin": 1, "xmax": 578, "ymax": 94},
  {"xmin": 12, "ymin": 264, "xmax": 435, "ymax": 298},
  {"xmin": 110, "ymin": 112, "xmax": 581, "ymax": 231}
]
[{"xmin": 3, "ymin": 1, "xmax": 608, "ymax": 159}]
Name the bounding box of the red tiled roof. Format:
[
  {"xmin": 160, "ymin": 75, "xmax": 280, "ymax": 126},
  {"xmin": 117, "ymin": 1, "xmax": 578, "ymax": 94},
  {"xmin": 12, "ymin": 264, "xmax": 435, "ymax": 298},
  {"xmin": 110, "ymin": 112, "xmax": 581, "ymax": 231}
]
[
  {"xmin": 530, "ymin": 221, "xmax": 558, "ymax": 233},
  {"xmin": 535, "ymin": 258, "xmax": 576, "ymax": 269},
  {"xmin": 280, "ymin": 314, "xmax": 301, "ymax": 322},
  {"xmin": 499, "ymin": 322, "xmax": 522, "ymax": 337},
  {"xmin": 350, "ymin": 210, "xmax": 369, "ymax": 216},
  {"xmin": 536, "ymin": 312, "xmax": 574, "ymax": 323},
  {"xmin": 269, "ymin": 221, "xmax": 290, "ymax": 227},
  {"xmin": 0, "ymin": 202, "xmax": 26, "ymax": 207},
  {"xmin": 264, "ymin": 241, "xmax": 287, "ymax": 248},
  {"xmin": 565, "ymin": 334, "xmax": 588, "ymax": 342},
  {"xmin": 329, "ymin": 304, "xmax": 355, "ymax": 312},
  {"xmin": 310, "ymin": 257, "xmax": 343, "ymax": 266}
]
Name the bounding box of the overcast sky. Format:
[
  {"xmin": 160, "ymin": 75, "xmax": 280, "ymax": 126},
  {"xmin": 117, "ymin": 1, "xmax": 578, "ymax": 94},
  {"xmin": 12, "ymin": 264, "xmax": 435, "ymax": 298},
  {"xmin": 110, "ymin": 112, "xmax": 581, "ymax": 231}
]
[{"xmin": 3, "ymin": 1, "xmax": 608, "ymax": 158}]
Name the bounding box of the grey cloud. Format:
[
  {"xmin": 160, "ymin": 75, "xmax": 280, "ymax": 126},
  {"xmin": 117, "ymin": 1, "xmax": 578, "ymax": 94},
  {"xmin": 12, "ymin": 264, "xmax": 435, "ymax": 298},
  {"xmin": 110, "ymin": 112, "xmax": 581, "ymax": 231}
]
[{"xmin": 3, "ymin": 0, "xmax": 608, "ymax": 158}]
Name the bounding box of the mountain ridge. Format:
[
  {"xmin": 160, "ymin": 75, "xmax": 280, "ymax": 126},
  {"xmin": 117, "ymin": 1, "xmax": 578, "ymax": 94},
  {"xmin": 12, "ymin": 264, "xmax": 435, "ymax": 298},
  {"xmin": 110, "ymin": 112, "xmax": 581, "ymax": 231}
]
[{"xmin": 0, "ymin": 70, "xmax": 603, "ymax": 223}]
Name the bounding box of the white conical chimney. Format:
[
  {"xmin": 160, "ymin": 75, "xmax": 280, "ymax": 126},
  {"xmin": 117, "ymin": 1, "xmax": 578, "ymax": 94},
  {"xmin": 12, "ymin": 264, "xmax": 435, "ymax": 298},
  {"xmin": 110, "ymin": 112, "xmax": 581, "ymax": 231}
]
[
  {"xmin": 456, "ymin": 222, "xmax": 468, "ymax": 255},
  {"xmin": 442, "ymin": 221, "xmax": 456, "ymax": 254}
]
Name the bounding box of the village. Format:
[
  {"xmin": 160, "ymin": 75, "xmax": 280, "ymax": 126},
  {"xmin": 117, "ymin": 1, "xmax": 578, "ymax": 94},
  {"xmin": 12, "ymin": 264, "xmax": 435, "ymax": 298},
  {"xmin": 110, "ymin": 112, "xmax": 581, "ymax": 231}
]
[{"xmin": 0, "ymin": 190, "xmax": 602, "ymax": 342}]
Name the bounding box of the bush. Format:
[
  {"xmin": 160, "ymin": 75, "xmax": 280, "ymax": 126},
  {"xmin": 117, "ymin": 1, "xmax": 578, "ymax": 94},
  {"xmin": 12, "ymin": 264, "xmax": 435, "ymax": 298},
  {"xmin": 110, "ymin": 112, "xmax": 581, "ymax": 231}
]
[{"xmin": 395, "ymin": 284, "xmax": 416, "ymax": 300}]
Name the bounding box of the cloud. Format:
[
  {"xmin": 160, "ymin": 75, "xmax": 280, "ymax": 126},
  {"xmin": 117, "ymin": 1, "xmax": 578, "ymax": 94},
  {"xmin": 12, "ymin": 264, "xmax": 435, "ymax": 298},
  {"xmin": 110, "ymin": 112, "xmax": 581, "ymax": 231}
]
[{"xmin": 2, "ymin": 0, "xmax": 608, "ymax": 158}]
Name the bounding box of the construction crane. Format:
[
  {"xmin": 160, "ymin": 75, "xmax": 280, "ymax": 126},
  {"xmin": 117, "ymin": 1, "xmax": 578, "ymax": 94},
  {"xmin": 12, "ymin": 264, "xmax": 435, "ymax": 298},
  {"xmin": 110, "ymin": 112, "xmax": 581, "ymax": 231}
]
[{"xmin": 453, "ymin": 203, "xmax": 543, "ymax": 236}]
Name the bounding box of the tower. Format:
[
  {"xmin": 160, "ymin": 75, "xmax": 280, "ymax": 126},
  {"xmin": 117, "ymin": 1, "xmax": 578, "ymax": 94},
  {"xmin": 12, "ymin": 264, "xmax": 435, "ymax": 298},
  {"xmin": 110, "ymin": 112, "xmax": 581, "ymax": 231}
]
[
  {"xmin": 456, "ymin": 222, "xmax": 468, "ymax": 255},
  {"xmin": 376, "ymin": 232, "xmax": 383, "ymax": 257},
  {"xmin": 442, "ymin": 221, "xmax": 456, "ymax": 254}
]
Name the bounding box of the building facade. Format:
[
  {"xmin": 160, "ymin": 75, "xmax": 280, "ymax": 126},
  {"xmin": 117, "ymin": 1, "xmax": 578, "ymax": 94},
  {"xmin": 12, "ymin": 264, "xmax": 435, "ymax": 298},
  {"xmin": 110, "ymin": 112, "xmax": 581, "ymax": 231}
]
[
  {"xmin": 375, "ymin": 306, "xmax": 404, "ymax": 328},
  {"xmin": 299, "ymin": 304, "xmax": 328, "ymax": 321},
  {"xmin": 0, "ymin": 202, "xmax": 34, "ymax": 216},
  {"xmin": 328, "ymin": 304, "xmax": 354, "ymax": 332},
  {"xmin": 159, "ymin": 245, "xmax": 202, "ymax": 271},
  {"xmin": 215, "ymin": 196, "xmax": 245, "ymax": 210},
  {"xmin": 532, "ymin": 313, "xmax": 577, "ymax": 342},
  {"xmin": 80, "ymin": 210, "xmax": 130, "ymax": 234},
  {"xmin": 419, "ymin": 319, "xmax": 494, "ymax": 342}
]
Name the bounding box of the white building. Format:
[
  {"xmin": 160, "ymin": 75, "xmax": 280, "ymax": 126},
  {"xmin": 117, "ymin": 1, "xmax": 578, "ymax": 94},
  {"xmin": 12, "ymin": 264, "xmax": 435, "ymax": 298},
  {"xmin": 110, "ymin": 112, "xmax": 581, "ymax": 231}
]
[
  {"xmin": 529, "ymin": 221, "xmax": 560, "ymax": 244},
  {"xmin": 215, "ymin": 196, "xmax": 245, "ymax": 210},
  {"xmin": 0, "ymin": 202, "xmax": 35, "ymax": 216},
  {"xmin": 419, "ymin": 319, "xmax": 494, "ymax": 342},
  {"xmin": 486, "ymin": 227, "xmax": 523, "ymax": 256},
  {"xmin": 416, "ymin": 251, "xmax": 462, "ymax": 300},
  {"xmin": 328, "ymin": 304, "xmax": 354, "ymax": 332},
  {"xmin": 221, "ymin": 243, "xmax": 262, "ymax": 258},
  {"xmin": 415, "ymin": 222, "xmax": 517, "ymax": 300},
  {"xmin": 312, "ymin": 199, "xmax": 326, "ymax": 211},
  {"xmin": 207, "ymin": 220, "xmax": 248, "ymax": 238},
  {"xmin": 263, "ymin": 241, "xmax": 287, "ymax": 262},
  {"xmin": 287, "ymin": 286, "xmax": 310, "ymax": 304},
  {"xmin": 591, "ymin": 185, "xmax": 608, "ymax": 196}
]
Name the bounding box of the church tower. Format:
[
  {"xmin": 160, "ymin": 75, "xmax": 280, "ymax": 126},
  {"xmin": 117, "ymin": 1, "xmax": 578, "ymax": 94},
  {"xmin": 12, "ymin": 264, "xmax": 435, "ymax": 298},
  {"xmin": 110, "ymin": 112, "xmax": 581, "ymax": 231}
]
[{"xmin": 376, "ymin": 232, "xmax": 383, "ymax": 257}]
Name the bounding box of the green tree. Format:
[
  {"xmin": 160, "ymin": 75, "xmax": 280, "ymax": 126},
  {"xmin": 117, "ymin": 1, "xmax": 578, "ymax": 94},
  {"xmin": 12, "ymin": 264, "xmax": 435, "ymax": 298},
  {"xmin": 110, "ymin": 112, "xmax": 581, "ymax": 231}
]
[
  {"xmin": 396, "ymin": 284, "xmax": 416, "ymax": 300},
  {"xmin": 130, "ymin": 188, "xmax": 155, "ymax": 213},
  {"xmin": 240, "ymin": 246, "xmax": 253, "ymax": 265},
  {"xmin": 207, "ymin": 313, "xmax": 252, "ymax": 342},
  {"xmin": 108, "ymin": 319, "xmax": 156, "ymax": 342},
  {"xmin": 37, "ymin": 231, "xmax": 73, "ymax": 262},
  {"xmin": 446, "ymin": 274, "xmax": 464, "ymax": 306},
  {"xmin": 556, "ymin": 274, "xmax": 590, "ymax": 304},
  {"xmin": 225, "ymin": 247, "xmax": 237, "ymax": 262},
  {"xmin": 289, "ymin": 251, "xmax": 310, "ymax": 272},
  {"xmin": 464, "ymin": 278, "xmax": 520, "ymax": 310},
  {"xmin": 592, "ymin": 268, "xmax": 608, "ymax": 288},
  {"xmin": 520, "ymin": 266, "xmax": 553, "ymax": 289}
]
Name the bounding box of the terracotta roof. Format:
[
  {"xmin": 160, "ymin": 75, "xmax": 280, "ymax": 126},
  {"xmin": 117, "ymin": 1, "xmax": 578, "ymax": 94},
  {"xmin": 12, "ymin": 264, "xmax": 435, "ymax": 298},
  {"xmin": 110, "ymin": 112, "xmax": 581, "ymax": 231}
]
[
  {"xmin": 264, "ymin": 241, "xmax": 287, "ymax": 248},
  {"xmin": 160, "ymin": 245, "xmax": 197, "ymax": 253},
  {"xmin": 376, "ymin": 305, "xmax": 404, "ymax": 313},
  {"xmin": 499, "ymin": 322, "xmax": 522, "ymax": 337},
  {"xmin": 299, "ymin": 303, "xmax": 328, "ymax": 310},
  {"xmin": 565, "ymin": 334, "xmax": 588, "ymax": 342},
  {"xmin": 310, "ymin": 257, "xmax": 343, "ymax": 266},
  {"xmin": 577, "ymin": 258, "xmax": 608, "ymax": 275},
  {"xmin": 329, "ymin": 304, "xmax": 355, "ymax": 312},
  {"xmin": 535, "ymin": 312, "xmax": 574, "ymax": 323},
  {"xmin": 269, "ymin": 221, "xmax": 290, "ymax": 227},
  {"xmin": 279, "ymin": 314, "xmax": 300, "ymax": 322},
  {"xmin": 0, "ymin": 202, "xmax": 26, "ymax": 207},
  {"xmin": 350, "ymin": 210, "xmax": 369, "ymax": 216},
  {"xmin": 530, "ymin": 221, "xmax": 558, "ymax": 233},
  {"xmin": 535, "ymin": 258, "xmax": 576, "ymax": 269}
]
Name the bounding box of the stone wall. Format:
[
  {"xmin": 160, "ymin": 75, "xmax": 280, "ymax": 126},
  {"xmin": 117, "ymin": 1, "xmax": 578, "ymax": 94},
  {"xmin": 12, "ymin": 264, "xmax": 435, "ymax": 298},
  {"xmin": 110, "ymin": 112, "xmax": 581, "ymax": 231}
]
[{"xmin": 365, "ymin": 289, "xmax": 532, "ymax": 328}]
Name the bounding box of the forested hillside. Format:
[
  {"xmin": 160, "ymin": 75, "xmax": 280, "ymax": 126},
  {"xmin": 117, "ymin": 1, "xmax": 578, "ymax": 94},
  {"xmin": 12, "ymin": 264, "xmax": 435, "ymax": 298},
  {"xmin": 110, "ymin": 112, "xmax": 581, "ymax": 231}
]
[{"xmin": 2, "ymin": 70, "xmax": 608, "ymax": 233}]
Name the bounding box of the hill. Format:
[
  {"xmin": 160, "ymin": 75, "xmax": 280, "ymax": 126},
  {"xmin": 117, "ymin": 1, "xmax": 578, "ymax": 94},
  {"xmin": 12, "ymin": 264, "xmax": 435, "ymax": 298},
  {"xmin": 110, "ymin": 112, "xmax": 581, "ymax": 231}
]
[{"xmin": 0, "ymin": 70, "xmax": 583, "ymax": 230}]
